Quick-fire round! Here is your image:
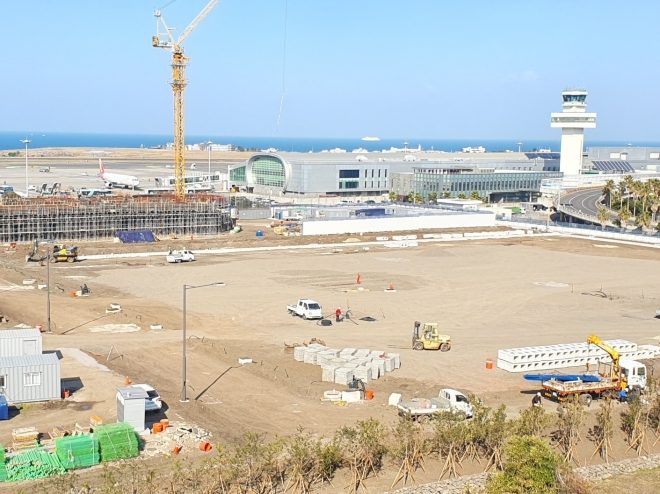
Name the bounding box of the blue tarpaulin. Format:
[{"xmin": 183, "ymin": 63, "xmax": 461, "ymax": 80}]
[{"xmin": 116, "ymin": 230, "xmax": 156, "ymax": 243}]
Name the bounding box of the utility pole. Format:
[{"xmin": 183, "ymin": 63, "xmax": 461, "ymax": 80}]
[
  {"xmin": 20, "ymin": 138, "xmax": 31, "ymax": 197},
  {"xmin": 47, "ymin": 251, "xmax": 52, "ymax": 333},
  {"xmin": 207, "ymin": 140, "xmax": 213, "ymax": 178}
]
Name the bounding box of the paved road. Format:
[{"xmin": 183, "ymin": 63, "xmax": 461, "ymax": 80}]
[{"xmin": 561, "ymin": 188, "xmax": 603, "ymax": 217}]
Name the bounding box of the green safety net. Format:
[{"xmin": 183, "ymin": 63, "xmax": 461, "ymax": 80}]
[
  {"xmin": 0, "ymin": 444, "xmax": 6, "ymax": 482},
  {"xmin": 55, "ymin": 435, "xmax": 100, "ymax": 470},
  {"xmin": 6, "ymin": 448, "xmax": 65, "ymax": 481},
  {"xmin": 94, "ymin": 422, "xmax": 139, "ymax": 461}
]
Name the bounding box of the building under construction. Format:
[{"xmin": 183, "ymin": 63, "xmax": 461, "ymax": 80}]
[{"xmin": 0, "ymin": 195, "xmax": 233, "ymax": 243}]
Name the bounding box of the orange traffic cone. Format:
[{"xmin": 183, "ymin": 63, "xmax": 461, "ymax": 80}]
[
  {"xmin": 356, "ymin": 273, "xmax": 361, "ymax": 284},
  {"xmin": 125, "ymin": 377, "xmax": 131, "ymax": 386},
  {"xmin": 389, "ymin": 284, "xmax": 394, "ymax": 291}
]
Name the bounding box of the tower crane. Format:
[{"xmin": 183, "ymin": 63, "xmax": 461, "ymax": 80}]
[{"xmin": 152, "ymin": 0, "xmax": 221, "ymax": 198}]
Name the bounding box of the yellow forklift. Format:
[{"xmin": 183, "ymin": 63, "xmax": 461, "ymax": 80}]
[
  {"xmin": 51, "ymin": 244, "xmax": 78, "ymax": 263},
  {"xmin": 412, "ymin": 321, "xmax": 451, "ymax": 352}
]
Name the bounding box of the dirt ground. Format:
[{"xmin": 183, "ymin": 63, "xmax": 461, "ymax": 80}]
[{"xmin": 2, "ymin": 225, "xmax": 660, "ymax": 492}]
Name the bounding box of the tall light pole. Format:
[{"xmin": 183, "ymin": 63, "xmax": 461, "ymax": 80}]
[
  {"xmin": 207, "ymin": 141, "xmax": 213, "ymax": 178},
  {"xmin": 20, "ymin": 138, "xmax": 31, "ymax": 197},
  {"xmin": 182, "ymin": 282, "xmax": 225, "ymax": 402},
  {"xmin": 47, "ymin": 251, "xmax": 52, "ymax": 333}
]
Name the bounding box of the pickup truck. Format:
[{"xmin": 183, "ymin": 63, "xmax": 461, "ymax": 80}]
[
  {"xmin": 166, "ymin": 250, "xmax": 195, "ymax": 263},
  {"xmin": 397, "ymin": 388, "xmax": 473, "ymax": 422},
  {"xmin": 287, "ymin": 299, "xmax": 323, "ymax": 320}
]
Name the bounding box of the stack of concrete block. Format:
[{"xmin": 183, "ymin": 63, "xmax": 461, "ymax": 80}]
[
  {"xmin": 304, "ymin": 348, "xmax": 320, "ymax": 364},
  {"xmin": 497, "ymin": 339, "xmax": 656, "ymax": 373},
  {"xmin": 379, "ymin": 355, "xmax": 394, "ymax": 372},
  {"xmin": 354, "ymin": 366, "xmax": 373, "ymax": 382},
  {"xmin": 335, "ymin": 368, "xmax": 354, "ymax": 385},
  {"xmin": 387, "ymin": 353, "xmax": 401, "ymax": 369},
  {"xmin": 294, "ymin": 347, "xmax": 306, "ymax": 362},
  {"xmin": 322, "ymin": 366, "xmax": 338, "ymax": 382},
  {"xmin": 293, "ymin": 345, "xmax": 401, "ymax": 381}
]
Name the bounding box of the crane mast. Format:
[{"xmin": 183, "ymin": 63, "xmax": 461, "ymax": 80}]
[{"xmin": 152, "ymin": 0, "xmax": 221, "ymax": 198}]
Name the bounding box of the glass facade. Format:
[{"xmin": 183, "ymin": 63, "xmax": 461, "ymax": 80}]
[
  {"xmin": 563, "ymin": 94, "xmax": 586, "ymax": 102},
  {"xmin": 251, "ymin": 156, "xmax": 286, "ymax": 187},
  {"xmin": 414, "ymin": 169, "xmax": 563, "ymax": 200},
  {"xmin": 230, "ymin": 166, "xmax": 246, "ymax": 182}
]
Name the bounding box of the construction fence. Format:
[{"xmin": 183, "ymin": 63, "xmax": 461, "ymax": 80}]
[{"xmin": 0, "ymin": 195, "xmax": 233, "ymax": 243}]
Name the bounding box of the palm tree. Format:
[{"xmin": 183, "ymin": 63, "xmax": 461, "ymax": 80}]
[
  {"xmin": 618, "ymin": 180, "xmax": 626, "ymax": 210},
  {"xmin": 414, "ymin": 193, "xmax": 423, "ymax": 204},
  {"xmin": 618, "ymin": 208, "xmax": 631, "ymax": 232},
  {"xmin": 469, "ymin": 190, "xmax": 481, "ymax": 200},
  {"xmin": 597, "ymin": 206, "xmax": 610, "ymax": 231},
  {"xmin": 428, "ymin": 192, "xmax": 438, "ymax": 204},
  {"xmin": 622, "ymin": 175, "xmax": 635, "ymax": 212},
  {"xmin": 635, "ymin": 210, "xmax": 651, "ymax": 230},
  {"xmin": 389, "ymin": 191, "xmax": 397, "ymax": 202},
  {"xmin": 602, "ymin": 179, "xmax": 615, "ymax": 209}
]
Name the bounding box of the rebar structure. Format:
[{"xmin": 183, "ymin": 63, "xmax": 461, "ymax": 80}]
[{"xmin": 0, "ymin": 195, "xmax": 232, "ymax": 243}]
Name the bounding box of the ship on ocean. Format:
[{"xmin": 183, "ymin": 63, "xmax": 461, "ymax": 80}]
[{"xmin": 361, "ymin": 136, "xmax": 380, "ymax": 141}]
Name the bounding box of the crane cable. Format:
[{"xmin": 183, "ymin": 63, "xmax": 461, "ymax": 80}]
[
  {"xmin": 277, "ymin": 0, "xmax": 288, "ymax": 130},
  {"xmin": 158, "ymin": 0, "xmax": 181, "ymax": 10}
]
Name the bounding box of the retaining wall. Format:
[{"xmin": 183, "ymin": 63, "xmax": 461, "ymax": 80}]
[
  {"xmin": 387, "ymin": 453, "xmax": 660, "ymax": 493},
  {"xmin": 301, "ymin": 212, "xmax": 496, "ymax": 236}
]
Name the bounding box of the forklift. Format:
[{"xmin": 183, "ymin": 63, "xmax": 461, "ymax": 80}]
[
  {"xmin": 412, "ymin": 321, "xmax": 451, "ymax": 352},
  {"xmin": 51, "ymin": 244, "xmax": 78, "ymax": 263}
]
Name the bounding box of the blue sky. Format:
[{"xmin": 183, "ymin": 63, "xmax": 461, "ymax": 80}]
[{"xmin": 2, "ymin": 1, "xmax": 659, "ymax": 140}]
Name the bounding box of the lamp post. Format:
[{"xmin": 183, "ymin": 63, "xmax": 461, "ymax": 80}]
[
  {"xmin": 181, "ymin": 282, "xmax": 225, "ymax": 402},
  {"xmin": 20, "ymin": 138, "xmax": 31, "ymax": 197},
  {"xmin": 47, "ymin": 251, "xmax": 52, "ymax": 333},
  {"xmin": 207, "ymin": 141, "xmax": 213, "ymax": 178}
]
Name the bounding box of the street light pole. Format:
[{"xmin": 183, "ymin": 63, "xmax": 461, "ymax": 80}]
[
  {"xmin": 47, "ymin": 251, "xmax": 52, "ymax": 333},
  {"xmin": 181, "ymin": 282, "xmax": 225, "ymax": 402},
  {"xmin": 20, "ymin": 138, "xmax": 31, "ymax": 197},
  {"xmin": 207, "ymin": 141, "xmax": 213, "ymax": 178}
]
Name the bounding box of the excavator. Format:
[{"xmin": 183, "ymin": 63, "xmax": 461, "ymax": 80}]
[
  {"xmin": 51, "ymin": 244, "xmax": 78, "ymax": 263},
  {"xmin": 412, "ymin": 321, "xmax": 451, "ymax": 352}
]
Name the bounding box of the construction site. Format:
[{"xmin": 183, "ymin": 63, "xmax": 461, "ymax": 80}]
[{"xmin": 0, "ymin": 195, "xmax": 233, "ymax": 243}]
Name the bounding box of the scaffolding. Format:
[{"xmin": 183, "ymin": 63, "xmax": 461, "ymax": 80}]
[{"xmin": 0, "ymin": 195, "xmax": 233, "ymax": 242}]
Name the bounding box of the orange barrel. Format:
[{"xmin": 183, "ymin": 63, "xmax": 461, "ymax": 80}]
[
  {"xmin": 152, "ymin": 423, "xmax": 163, "ymax": 434},
  {"xmin": 36, "ymin": 324, "xmax": 43, "ymax": 332},
  {"xmin": 160, "ymin": 419, "xmax": 169, "ymax": 430},
  {"xmin": 62, "ymin": 389, "xmax": 70, "ymax": 399},
  {"xmin": 199, "ymin": 442, "xmax": 212, "ymax": 452},
  {"xmin": 71, "ymin": 291, "xmax": 77, "ymax": 297},
  {"xmin": 486, "ymin": 358, "xmax": 494, "ymax": 370},
  {"xmin": 365, "ymin": 390, "xmax": 374, "ymax": 400},
  {"xmin": 172, "ymin": 446, "xmax": 181, "ymax": 455}
]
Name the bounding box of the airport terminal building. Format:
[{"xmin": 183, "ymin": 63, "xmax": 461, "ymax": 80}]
[{"xmin": 228, "ymin": 151, "xmax": 563, "ymax": 201}]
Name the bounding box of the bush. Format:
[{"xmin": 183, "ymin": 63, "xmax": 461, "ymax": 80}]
[
  {"xmin": 336, "ymin": 418, "xmax": 387, "ymax": 493},
  {"xmin": 487, "ymin": 436, "xmax": 590, "ymax": 494}
]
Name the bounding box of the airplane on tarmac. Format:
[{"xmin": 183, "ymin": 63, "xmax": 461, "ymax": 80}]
[{"xmin": 99, "ymin": 159, "xmax": 140, "ymax": 189}]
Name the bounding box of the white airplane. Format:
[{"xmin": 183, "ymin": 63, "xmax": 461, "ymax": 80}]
[{"xmin": 99, "ymin": 159, "xmax": 140, "ymax": 189}]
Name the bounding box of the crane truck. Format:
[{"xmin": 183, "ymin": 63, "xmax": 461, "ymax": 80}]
[{"xmin": 536, "ymin": 334, "xmax": 647, "ymax": 406}]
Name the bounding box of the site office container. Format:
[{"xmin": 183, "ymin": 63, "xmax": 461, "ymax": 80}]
[
  {"xmin": 0, "ymin": 329, "xmax": 42, "ymax": 358},
  {"xmin": 0, "ymin": 353, "xmax": 61, "ymax": 404}
]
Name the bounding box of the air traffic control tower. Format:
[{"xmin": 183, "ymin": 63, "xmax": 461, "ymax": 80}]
[{"xmin": 551, "ymin": 89, "xmax": 597, "ymax": 176}]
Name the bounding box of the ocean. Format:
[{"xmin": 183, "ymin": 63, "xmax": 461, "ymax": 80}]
[{"xmin": 0, "ymin": 131, "xmax": 657, "ymax": 153}]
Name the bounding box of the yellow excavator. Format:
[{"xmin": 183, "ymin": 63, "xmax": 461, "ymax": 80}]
[
  {"xmin": 587, "ymin": 334, "xmax": 627, "ymax": 390},
  {"xmin": 51, "ymin": 244, "xmax": 78, "ymax": 263},
  {"xmin": 412, "ymin": 321, "xmax": 451, "ymax": 352}
]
